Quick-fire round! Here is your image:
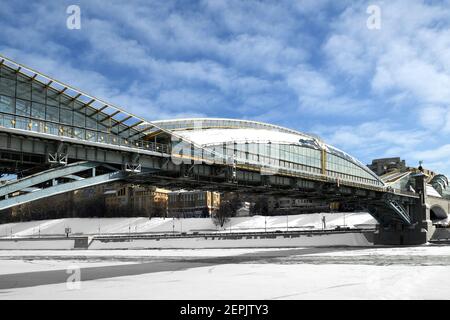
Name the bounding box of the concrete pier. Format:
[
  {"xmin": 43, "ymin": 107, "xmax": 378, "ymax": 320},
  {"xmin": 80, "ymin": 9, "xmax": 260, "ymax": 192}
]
[{"xmin": 374, "ymin": 173, "xmax": 435, "ymax": 245}]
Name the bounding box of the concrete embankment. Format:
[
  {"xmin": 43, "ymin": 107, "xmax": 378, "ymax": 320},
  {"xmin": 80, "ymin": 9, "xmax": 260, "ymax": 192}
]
[
  {"xmin": 0, "ymin": 230, "xmax": 374, "ymax": 250},
  {"xmin": 0, "ymin": 238, "xmax": 75, "ymax": 250}
]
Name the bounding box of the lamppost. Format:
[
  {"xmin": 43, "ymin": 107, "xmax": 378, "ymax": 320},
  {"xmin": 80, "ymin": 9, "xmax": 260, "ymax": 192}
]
[
  {"xmin": 264, "ymin": 216, "xmax": 267, "ymax": 233},
  {"xmin": 172, "ymin": 217, "xmax": 175, "ymax": 235},
  {"xmin": 286, "ymin": 215, "xmax": 289, "ymax": 232}
]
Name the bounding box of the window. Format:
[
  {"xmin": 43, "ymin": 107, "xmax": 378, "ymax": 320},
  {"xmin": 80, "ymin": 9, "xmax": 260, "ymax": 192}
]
[
  {"xmin": 46, "ymin": 105, "xmax": 59, "ymax": 122},
  {"xmin": 0, "ymin": 77, "xmax": 15, "ymax": 97},
  {"xmin": 86, "ymin": 116, "xmax": 97, "ymax": 130},
  {"xmin": 16, "ymin": 99, "xmax": 30, "ymax": 116},
  {"xmin": 46, "ymin": 88, "xmax": 59, "ymax": 107},
  {"xmin": 32, "ymin": 83, "xmax": 46, "ymax": 104},
  {"xmin": 31, "ymin": 102, "xmax": 45, "ymax": 120},
  {"xmin": 60, "ymin": 96, "xmax": 74, "ymax": 110},
  {"xmin": 16, "ymin": 77, "xmax": 31, "ymax": 100},
  {"xmin": 60, "ymin": 108, "xmax": 73, "ymax": 125},
  {"xmin": 0, "ymin": 95, "xmax": 14, "ymax": 113},
  {"xmin": 73, "ymin": 110, "xmax": 85, "ymax": 128}
]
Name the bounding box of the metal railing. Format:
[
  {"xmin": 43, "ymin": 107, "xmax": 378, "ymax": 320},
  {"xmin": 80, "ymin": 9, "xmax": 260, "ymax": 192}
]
[{"xmin": 0, "ymin": 112, "xmax": 171, "ymax": 154}]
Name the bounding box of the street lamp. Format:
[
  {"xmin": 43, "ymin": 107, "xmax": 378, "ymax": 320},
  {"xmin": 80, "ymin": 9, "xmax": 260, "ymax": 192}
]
[
  {"xmin": 264, "ymin": 216, "xmax": 267, "ymax": 233},
  {"xmin": 286, "ymin": 215, "xmax": 289, "ymax": 232}
]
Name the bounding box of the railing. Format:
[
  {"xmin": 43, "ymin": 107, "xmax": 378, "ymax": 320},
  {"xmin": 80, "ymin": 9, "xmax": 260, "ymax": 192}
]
[{"xmin": 0, "ymin": 112, "xmax": 171, "ymax": 154}]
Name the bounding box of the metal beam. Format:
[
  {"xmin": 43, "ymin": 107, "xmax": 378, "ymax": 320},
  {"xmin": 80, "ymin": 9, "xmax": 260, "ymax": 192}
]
[
  {"xmin": 111, "ymin": 115, "xmax": 132, "ymax": 128},
  {"xmin": 99, "ymin": 110, "xmax": 121, "ymax": 123},
  {"xmin": 118, "ymin": 120, "xmax": 144, "ymax": 135},
  {"xmin": 128, "ymin": 125, "xmax": 155, "ymax": 139},
  {"xmin": 71, "ymin": 93, "xmax": 82, "ymax": 101},
  {"xmin": 0, "ymin": 161, "xmax": 98, "ymax": 197},
  {"xmin": 87, "ymin": 105, "xmax": 108, "ymax": 118},
  {"xmin": 0, "ymin": 171, "xmax": 126, "ymax": 211}
]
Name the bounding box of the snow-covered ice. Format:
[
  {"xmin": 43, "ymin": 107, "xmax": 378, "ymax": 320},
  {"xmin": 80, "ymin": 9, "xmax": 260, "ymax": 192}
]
[{"xmin": 2, "ymin": 245, "xmax": 450, "ymax": 299}]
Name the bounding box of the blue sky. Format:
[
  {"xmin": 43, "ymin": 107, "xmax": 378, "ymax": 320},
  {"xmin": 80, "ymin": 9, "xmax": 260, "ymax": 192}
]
[{"xmin": 1, "ymin": 0, "xmax": 450, "ymax": 174}]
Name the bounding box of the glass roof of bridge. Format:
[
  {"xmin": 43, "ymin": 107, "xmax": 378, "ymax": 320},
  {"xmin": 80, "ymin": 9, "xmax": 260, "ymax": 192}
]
[{"xmin": 0, "ymin": 54, "xmax": 166, "ymax": 142}]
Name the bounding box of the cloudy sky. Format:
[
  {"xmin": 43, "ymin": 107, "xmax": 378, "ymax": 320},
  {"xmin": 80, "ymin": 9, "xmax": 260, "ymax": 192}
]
[{"xmin": 1, "ymin": 0, "xmax": 450, "ymax": 174}]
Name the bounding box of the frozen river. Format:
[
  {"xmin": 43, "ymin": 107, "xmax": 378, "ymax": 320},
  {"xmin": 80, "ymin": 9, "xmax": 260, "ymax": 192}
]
[{"xmin": 1, "ymin": 245, "xmax": 450, "ymax": 299}]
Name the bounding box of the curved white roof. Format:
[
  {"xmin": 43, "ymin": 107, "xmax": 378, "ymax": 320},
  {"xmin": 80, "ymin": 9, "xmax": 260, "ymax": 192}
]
[
  {"xmin": 152, "ymin": 118, "xmax": 323, "ymax": 141},
  {"xmin": 175, "ymin": 128, "xmax": 315, "ymax": 147},
  {"xmin": 153, "ymin": 118, "xmax": 381, "ymax": 183}
]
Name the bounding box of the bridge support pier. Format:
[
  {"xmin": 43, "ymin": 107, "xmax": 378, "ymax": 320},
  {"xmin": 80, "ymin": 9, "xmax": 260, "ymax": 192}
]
[
  {"xmin": 374, "ymin": 173, "xmax": 435, "ymax": 245},
  {"xmin": 373, "ymin": 222, "xmax": 433, "ymax": 245}
]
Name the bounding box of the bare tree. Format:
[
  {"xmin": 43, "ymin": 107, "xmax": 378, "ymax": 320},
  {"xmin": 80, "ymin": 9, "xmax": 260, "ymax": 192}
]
[{"xmin": 213, "ymin": 201, "xmax": 233, "ymax": 227}]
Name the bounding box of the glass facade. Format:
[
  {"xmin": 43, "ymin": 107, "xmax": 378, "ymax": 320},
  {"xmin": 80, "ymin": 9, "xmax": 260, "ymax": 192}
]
[
  {"xmin": 205, "ymin": 141, "xmax": 382, "ymax": 186},
  {"xmin": 161, "ymin": 119, "xmax": 383, "ymax": 187},
  {"xmin": 0, "ymin": 64, "xmax": 170, "ymax": 154}
]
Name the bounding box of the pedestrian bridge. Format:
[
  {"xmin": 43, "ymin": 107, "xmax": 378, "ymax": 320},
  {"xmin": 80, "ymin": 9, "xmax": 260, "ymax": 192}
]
[{"xmin": 0, "ymin": 54, "xmax": 442, "ymax": 244}]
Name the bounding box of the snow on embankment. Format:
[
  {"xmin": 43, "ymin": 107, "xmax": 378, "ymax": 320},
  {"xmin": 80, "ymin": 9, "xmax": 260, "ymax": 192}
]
[
  {"xmin": 0, "ymin": 212, "xmax": 376, "ymax": 238},
  {"xmin": 90, "ymin": 232, "xmax": 373, "ymax": 249}
]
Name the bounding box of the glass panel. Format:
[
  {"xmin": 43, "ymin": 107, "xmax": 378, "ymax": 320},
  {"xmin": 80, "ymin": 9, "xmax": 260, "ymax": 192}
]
[
  {"xmin": 98, "ymin": 131, "xmax": 107, "ymax": 143},
  {"xmin": 60, "ymin": 96, "xmax": 74, "ymax": 109},
  {"xmin": 118, "ymin": 124, "xmax": 128, "ymax": 138},
  {"xmin": 60, "ymin": 108, "xmax": 73, "ymax": 125},
  {"xmin": 86, "ymin": 130, "xmax": 97, "ymax": 142},
  {"xmin": 31, "ymin": 82, "xmax": 46, "ymax": 104},
  {"xmin": 0, "ymin": 66, "xmax": 16, "ymax": 80},
  {"xmin": 60, "ymin": 125, "xmax": 73, "ymax": 137},
  {"xmin": 98, "ymin": 121, "xmax": 108, "ymax": 133},
  {"xmin": 0, "ymin": 95, "xmax": 14, "ymax": 113},
  {"xmin": 16, "ymin": 79, "xmax": 31, "ymax": 100},
  {"xmin": 15, "ymin": 116, "xmax": 29, "ymax": 130},
  {"xmin": 16, "ymin": 99, "xmax": 30, "ymax": 116},
  {"xmin": 46, "ymin": 105, "xmax": 59, "ymax": 122},
  {"xmin": 31, "ymin": 120, "xmax": 45, "ymax": 133},
  {"xmin": 73, "ymin": 127, "xmax": 85, "ymax": 140},
  {"xmin": 46, "ymin": 123, "xmax": 58, "ymax": 135},
  {"xmin": 0, "ymin": 114, "xmax": 15, "ymax": 128},
  {"xmin": 0, "ymin": 77, "xmax": 15, "ymax": 97},
  {"xmin": 31, "ymin": 102, "xmax": 45, "ymax": 120},
  {"xmin": 86, "ymin": 115, "xmax": 97, "ymax": 130},
  {"xmin": 46, "ymin": 88, "xmax": 59, "ymax": 107},
  {"xmin": 73, "ymin": 110, "xmax": 85, "ymax": 128}
]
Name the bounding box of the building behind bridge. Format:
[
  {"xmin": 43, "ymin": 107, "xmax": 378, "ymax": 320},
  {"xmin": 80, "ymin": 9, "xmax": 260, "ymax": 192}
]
[{"xmin": 367, "ymin": 157, "xmax": 450, "ymax": 221}]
